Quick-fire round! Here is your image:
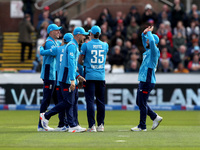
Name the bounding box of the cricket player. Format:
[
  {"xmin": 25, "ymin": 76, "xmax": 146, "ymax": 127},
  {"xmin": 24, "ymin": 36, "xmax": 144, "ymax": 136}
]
[
  {"xmin": 38, "ymin": 24, "xmax": 62, "ymax": 131},
  {"xmin": 40, "ymin": 33, "xmax": 73, "ymax": 131},
  {"xmin": 40, "ymin": 27, "xmax": 87, "ymax": 133},
  {"xmin": 131, "ymin": 26, "xmax": 163, "ymax": 131},
  {"xmin": 79, "ymin": 26, "xmax": 109, "ymax": 132}
]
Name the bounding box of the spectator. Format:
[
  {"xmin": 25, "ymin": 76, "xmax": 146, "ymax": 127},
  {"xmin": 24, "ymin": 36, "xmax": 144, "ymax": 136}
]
[
  {"xmin": 112, "ymin": 19, "xmax": 126, "ymax": 37},
  {"xmin": 54, "ymin": 18, "xmax": 63, "ymax": 39},
  {"xmin": 173, "ymin": 21, "xmax": 186, "ymax": 38},
  {"xmin": 187, "ymin": 54, "xmax": 200, "ymax": 72},
  {"xmin": 33, "ymin": 54, "xmax": 42, "ymax": 72},
  {"xmin": 38, "ymin": 6, "xmax": 53, "ymax": 22},
  {"xmin": 125, "ymin": 5, "xmax": 141, "ymax": 25},
  {"xmin": 189, "ymin": 11, "xmax": 200, "ymax": 26},
  {"xmin": 188, "ymin": 4, "xmax": 200, "ymax": 21},
  {"xmin": 102, "ymin": 8, "xmax": 113, "ymax": 27},
  {"xmin": 186, "ymin": 21, "xmax": 199, "ymax": 42},
  {"xmin": 125, "ymin": 53, "xmax": 140, "ymax": 72},
  {"xmin": 96, "ymin": 13, "xmax": 107, "ymax": 27},
  {"xmin": 109, "ymin": 45, "xmax": 125, "ymax": 73},
  {"xmin": 171, "ymin": 0, "xmax": 186, "ymax": 28},
  {"xmin": 157, "ymin": 4, "xmax": 171, "ymax": 27},
  {"xmin": 173, "ymin": 31, "xmax": 186, "ymax": 51},
  {"xmin": 126, "ymin": 17, "xmax": 139, "ymax": 40},
  {"xmin": 18, "ymin": 14, "xmax": 35, "ymax": 62},
  {"xmin": 142, "ymin": 4, "xmax": 157, "ymax": 24},
  {"xmin": 37, "ymin": 11, "xmax": 53, "ymax": 31},
  {"xmin": 158, "ymin": 38, "xmax": 172, "ymax": 54},
  {"xmin": 172, "ymin": 45, "xmax": 189, "ymax": 68},
  {"xmin": 22, "ymin": 0, "xmax": 35, "ymax": 25},
  {"xmin": 39, "ymin": 21, "xmax": 49, "ymax": 39},
  {"xmin": 100, "ymin": 34, "xmax": 109, "ymax": 44},
  {"xmin": 110, "ymin": 38, "xmax": 123, "ymax": 55},
  {"xmin": 160, "ymin": 47, "xmax": 172, "ymax": 60},
  {"xmin": 53, "ymin": 10, "xmax": 68, "ymax": 30},
  {"xmin": 174, "ymin": 62, "xmax": 189, "ymax": 73},
  {"xmin": 190, "ymin": 45, "xmax": 200, "ymax": 59},
  {"xmin": 147, "ymin": 19, "xmax": 157, "ymax": 32},
  {"xmin": 113, "ymin": 11, "xmax": 124, "ymax": 27},
  {"xmin": 110, "ymin": 30, "xmax": 125, "ymax": 47},
  {"xmin": 186, "ymin": 35, "xmax": 199, "ymax": 58},
  {"xmin": 156, "ymin": 23, "xmax": 173, "ymax": 48},
  {"xmin": 100, "ymin": 22, "xmax": 112, "ymax": 39},
  {"xmin": 163, "ymin": 21, "xmax": 173, "ymax": 47},
  {"xmin": 129, "ymin": 32, "xmax": 140, "ymax": 47},
  {"xmin": 83, "ymin": 17, "xmax": 92, "ymax": 32},
  {"xmin": 158, "ymin": 59, "xmax": 173, "ymax": 73},
  {"xmin": 126, "ymin": 45, "xmax": 141, "ymax": 64}
]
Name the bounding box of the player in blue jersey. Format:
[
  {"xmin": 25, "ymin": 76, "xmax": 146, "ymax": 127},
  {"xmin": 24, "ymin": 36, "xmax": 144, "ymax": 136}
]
[
  {"xmin": 131, "ymin": 26, "xmax": 163, "ymax": 132},
  {"xmin": 78, "ymin": 26, "xmax": 109, "ymax": 132},
  {"xmin": 40, "ymin": 33, "xmax": 73, "ymax": 131},
  {"xmin": 38, "ymin": 24, "xmax": 62, "ymax": 132},
  {"xmin": 40, "ymin": 27, "xmax": 87, "ymax": 133}
]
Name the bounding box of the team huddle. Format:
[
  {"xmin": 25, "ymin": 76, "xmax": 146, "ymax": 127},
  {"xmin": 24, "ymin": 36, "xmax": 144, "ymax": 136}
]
[{"xmin": 38, "ymin": 24, "xmax": 162, "ymax": 133}]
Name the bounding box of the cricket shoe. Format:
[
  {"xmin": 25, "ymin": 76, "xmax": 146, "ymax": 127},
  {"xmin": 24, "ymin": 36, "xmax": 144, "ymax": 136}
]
[
  {"xmin": 40, "ymin": 113, "xmax": 54, "ymax": 131},
  {"xmin": 96, "ymin": 124, "xmax": 104, "ymax": 132},
  {"xmin": 131, "ymin": 126, "xmax": 147, "ymax": 131},
  {"xmin": 54, "ymin": 126, "xmax": 69, "ymax": 132},
  {"xmin": 152, "ymin": 115, "xmax": 163, "ymax": 130},
  {"xmin": 37, "ymin": 126, "xmax": 54, "ymax": 132},
  {"xmin": 68, "ymin": 125, "xmax": 87, "ymax": 133},
  {"xmin": 87, "ymin": 125, "xmax": 97, "ymax": 132},
  {"xmin": 37, "ymin": 126, "xmax": 45, "ymax": 132}
]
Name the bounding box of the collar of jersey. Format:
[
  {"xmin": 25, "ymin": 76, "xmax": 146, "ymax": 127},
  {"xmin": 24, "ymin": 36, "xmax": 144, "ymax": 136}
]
[
  {"xmin": 91, "ymin": 39, "xmax": 100, "ymax": 42},
  {"xmin": 47, "ymin": 36, "xmax": 57, "ymax": 46},
  {"xmin": 72, "ymin": 38, "xmax": 78, "ymax": 47}
]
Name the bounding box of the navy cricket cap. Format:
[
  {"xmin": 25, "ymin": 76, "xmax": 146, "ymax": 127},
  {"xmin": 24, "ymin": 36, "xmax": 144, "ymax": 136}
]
[
  {"xmin": 88, "ymin": 25, "xmax": 101, "ymax": 34},
  {"xmin": 64, "ymin": 33, "xmax": 73, "ymax": 43},
  {"xmin": 47, "ymin": 24, "xmax": 62, "ymax": 34},
  {"xmin": 73, "ymin": 27, "xmax": 89, "ymax": 35}
]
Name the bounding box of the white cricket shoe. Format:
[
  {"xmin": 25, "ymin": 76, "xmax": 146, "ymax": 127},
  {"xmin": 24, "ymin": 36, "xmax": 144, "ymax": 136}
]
[
  {"xmin": 87, "ymin": 125, "xmax": 97, "ymax": 132},
  {"xmin": 37, "ymin": 126, "xmax": 54, "ymax": 132},
  {"xmin": 54, "ymin": 126, "xmax": 68, "ymax": 132},
  {"xmin": 131, "ymin": 126, "xmax": 147, "ymax": 131},
  {"xmin": 152, "ymin": 115, "xmax": 163, "ymax": 130},
  {"xmin": 68, "ymin": 125, "xmax": 87, "ymax": 133},
  {"xmin": 37, "ymin": 126, "xmax": 45, "ymax": 132},
  {"xmin": 40, "ymin": 113, "xmax": 54, "ymax": 131},
  {"xmin": 96, "ymin": 124, "xmax": 104, "ymax": 132}
]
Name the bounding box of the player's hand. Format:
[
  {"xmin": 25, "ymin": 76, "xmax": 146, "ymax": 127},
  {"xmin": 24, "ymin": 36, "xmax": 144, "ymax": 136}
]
[
  {"xmin": 143, "ymin": 26, "xmax": 151, "ymax": 34},
  {"xmin": 42, "ymin": 41, "xmax": 46, "ymax": 47},
  {"xmin": 70, "ymin": 80, "xmax": 75, "ymax": 91},
  {"xmin": 77, "ymin": 76, "xmax": 86, "ymax": 82},
  {"xmin": 149, "ymin": 26, "xmax": 154, "ymax": 32}
]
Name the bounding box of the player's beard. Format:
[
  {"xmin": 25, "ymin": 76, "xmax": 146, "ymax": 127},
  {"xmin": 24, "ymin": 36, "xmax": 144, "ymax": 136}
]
[{"xmin": 79, "ymin": 37, "xmax": 84, "ymax": 44}]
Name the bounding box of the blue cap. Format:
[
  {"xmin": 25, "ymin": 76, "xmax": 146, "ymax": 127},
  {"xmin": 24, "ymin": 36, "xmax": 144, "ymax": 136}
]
[
  {"xmin": 193, "ymin": 46, "xmax": 200, "ymax": 51},
  {"xmin": 47, "ymin": 24, "xmax": 62, "ymax": 34},
  {"xmin": 153, "ymin": 34, "xmax": 159, "ymax": 44},
  {"xmin": 88, "ymin": 26, "xmax": 101, "ymax": 34},
  {"xmin": 63, "ymin": 33, "xmax": 73, "ymax": 43},
  {"xmin": 73, "ymin": 27, "xmax": 89, "ymax": 35}
]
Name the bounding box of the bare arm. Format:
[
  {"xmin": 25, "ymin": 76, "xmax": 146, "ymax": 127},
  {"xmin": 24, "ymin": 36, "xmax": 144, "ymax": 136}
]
[{"xmin": 78, "ymin": 55, "xmax": 85, "ymax": 65}]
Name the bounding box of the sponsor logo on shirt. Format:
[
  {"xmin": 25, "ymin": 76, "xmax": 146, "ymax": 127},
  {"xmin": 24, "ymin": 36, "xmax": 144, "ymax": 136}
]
[{"xmin": 70, "ymin": 52, "xmax": 73, "ymax": 56}]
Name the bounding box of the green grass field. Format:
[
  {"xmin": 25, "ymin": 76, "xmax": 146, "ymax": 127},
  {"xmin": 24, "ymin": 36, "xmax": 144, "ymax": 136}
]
[{"xmin": 0, "ymin": 110, "xmax": 200, "ymax": 150}]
